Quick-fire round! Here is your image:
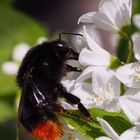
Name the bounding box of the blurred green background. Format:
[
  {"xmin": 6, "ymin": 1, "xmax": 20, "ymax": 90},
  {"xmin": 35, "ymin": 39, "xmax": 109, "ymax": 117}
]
[{"xmin": 1, "ymin": 0, "xmax": 140, "ymax": 139}]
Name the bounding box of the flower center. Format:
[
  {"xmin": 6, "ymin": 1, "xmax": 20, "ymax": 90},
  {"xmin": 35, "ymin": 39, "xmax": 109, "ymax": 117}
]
[
  {"xmin": 92, "ymin": 83, "xmax": 115, "ymax": 107},
  {"xmin": 132, "ymin": 66, "xmax": 140, "ymax": 81}
]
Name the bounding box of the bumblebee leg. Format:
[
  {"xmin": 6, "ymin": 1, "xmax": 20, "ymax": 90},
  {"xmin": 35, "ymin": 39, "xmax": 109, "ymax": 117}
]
[
  {"xmin": 64, "ymin": 64, "xmax": 82, "ymax": 72},
  {"xmin": 43, "ymin": 100, "xmax": 65, "ymax": 112},
  {"xmin": 57, "ymin": 84, "xmax": 91, "ymax": 119},
  {"xmin": 66, "ymin": 48, "xmax": 79, "ymax": 60},
  {"xmin": 62, "ymin": 92, "xmax": 91, "ymax": 118}
]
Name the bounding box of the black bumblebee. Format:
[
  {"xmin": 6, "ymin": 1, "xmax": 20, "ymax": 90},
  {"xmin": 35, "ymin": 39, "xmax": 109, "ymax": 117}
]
[{"xmin": 17, "ymin": 34, "xmax": 91, "ymax": 140}]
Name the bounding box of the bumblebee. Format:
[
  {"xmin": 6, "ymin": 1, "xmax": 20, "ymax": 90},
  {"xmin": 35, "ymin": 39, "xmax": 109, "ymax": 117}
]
[{"xmin": 17, "ymin": 34, "xmax": 91, "ymax": 140}]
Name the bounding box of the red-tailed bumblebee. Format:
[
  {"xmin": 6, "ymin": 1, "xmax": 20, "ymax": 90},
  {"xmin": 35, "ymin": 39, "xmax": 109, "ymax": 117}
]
[{"xmin": 17, "ymin": 34, "xmax": 91, "ymax": 140}]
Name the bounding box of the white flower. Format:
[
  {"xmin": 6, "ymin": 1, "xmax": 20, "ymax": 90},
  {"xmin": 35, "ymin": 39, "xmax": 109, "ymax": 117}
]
[
  {"xmin": 96, "ymin": 118, "xmax": 140, "ymax": 140},
  {"xmin": 79, "ymin": 26, "xmax": 111, "ymax": 67},
  {"xmin": 78, "ymin": 0, "xmax": 132, "ymax": 33},
  {"xmin": 70, "ymin": 26, "xmax": 121, "ymax": 110},
  {"xmin": 133, "ymin": 14, "xmax": 140, "ymax": 29},
  {"xmin": 76, "ymin": 66, "xmax": 120, "ymax": 109},
  {"xmin": 119, "ymin": 88, "xmax": 140, "ymax": 125},
  {"xmin": 116, "ymin": 36, "xmax": 140, "ymax": 88},
  {"xmin": 12, "ymin": 43, "xmax": 30, "ymax": 62},
  {"xmin": 1, "ymin": 61, "xmax": 19, "ymax": 75},
  {"xmin": 61, "ymin": 66, "xmax": 120, "ymax": 110},
  {"xmin": 103, "ymin": 88, "xmax": 140, "ymax": 125}
]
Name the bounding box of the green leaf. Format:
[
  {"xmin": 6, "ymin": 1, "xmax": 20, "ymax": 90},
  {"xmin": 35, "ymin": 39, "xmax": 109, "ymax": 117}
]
[
  {"xmin": 109, "ymin": 55, "xmax": 122, "ymax": 69},
  {"xmin": 0, "ymin": 5, "xmax": 47, "ymax": 96},
  {"xmin": 61, "ymin": 113, "xmax": 107, "ymax": 140},
  {"xmin": 89, "ymin": 108, "xmax": 133, "ymax": 135},
  {"xmin": 61, "ymin": 108, "xmax": 133, "ymax": 139}
]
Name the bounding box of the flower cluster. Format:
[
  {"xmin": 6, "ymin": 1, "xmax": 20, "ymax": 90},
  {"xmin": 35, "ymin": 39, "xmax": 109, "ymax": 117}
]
[{"xmin": 61, "ymin": 0, "xmax": 140, "ymax": 139}]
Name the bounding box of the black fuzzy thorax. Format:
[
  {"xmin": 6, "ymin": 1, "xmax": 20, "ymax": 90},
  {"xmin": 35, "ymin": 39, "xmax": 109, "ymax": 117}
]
[{"xmin": 17, "ymin": 40, "xmax": 69, "ymax": 88}]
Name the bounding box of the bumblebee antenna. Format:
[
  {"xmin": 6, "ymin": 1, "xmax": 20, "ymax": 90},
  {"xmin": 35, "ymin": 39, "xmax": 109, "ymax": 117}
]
[{"xmin": 59, "ymin": 32, "xmax": 83, "ymax": 41}]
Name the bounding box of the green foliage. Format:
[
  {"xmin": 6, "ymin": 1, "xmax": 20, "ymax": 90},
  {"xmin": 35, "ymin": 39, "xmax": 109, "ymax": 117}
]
[
  {"xmin": 61, "ymin": 113, "xmax": 106, "ymax": 140},
  {"xmin": 61, "ymin": 108, "xmax": 133, "ymax": 139},
  {"xmin": 109, "ymin": 55, "xmax": 122, "ymax": 69},
  {"xmin": 0, "ymin": 0, "xmax": 15, "ymax": 6},
  {"xmin": 133, "ymin": 0, "xmax": 140, "ymax": 15},
  {"xmin": 116, "ymin": 38, "xmax": 129, "ymax": 63}
]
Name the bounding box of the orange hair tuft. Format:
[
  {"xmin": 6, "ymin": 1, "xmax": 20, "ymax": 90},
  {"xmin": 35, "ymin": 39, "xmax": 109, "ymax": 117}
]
[{"xmin": 31, "ymin": 120, "xmax": 63, "ymax": 140}]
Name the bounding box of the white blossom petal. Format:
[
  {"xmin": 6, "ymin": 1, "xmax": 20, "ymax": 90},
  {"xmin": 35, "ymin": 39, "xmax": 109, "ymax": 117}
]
[
  {"xmin": 133, "ymin": 14, "xmax": 140, "ymax": 29},
  {"xmin": 119, "ymin": 94, "xmax": 140, "ymax": 125},
  {"xmin": 99, "ymin": 0, "xmax": 131, "ymax": 27},
  {"xmin": 79, "ymin": 26, "xmax": 111, "ymax": 67},
  {"xmin": 76, "ymin": 66, "xmax": 94, "ymax": 84},
  {"xmin": 119, "ymin": 126, "xmax": 140, "ymax": 140},
  {"xmin": 103, "ymin": 97, "xmax": 120, "ymax": 112},
  {"xmin": 133, "ymin": 36, "xmax": 140, "ymax": 61},
  {"xmin": 79, "ymin": 48, "xmax": 110, "ymax": 67},
  {"xmin": 92, "ymin": 67, "xmax": 120, "ymax": 97},
  {"xmin": 2, "ymin": 61, "xmax": 19, "ymax": 75},
  {"xmin": 124, "ymin": 88, "xmax": 140, "ymax": 96},
  {"xmin": 97, "ymin": 118, "xmax": 119, "ymax": 140},
  {"xmin": 12, "ymin": 43, "xmax": 30, "ymax": 62},
  {"xmin": 78, "ymin": 12, "xmax": 118, "ymax": 32},
  {"xmin": 116, "ymin": 63, "xmax": 140, "ymax": 88},
  {"xmin": 79, "ymin": 0, "xmax": 132, "ymax": 33},
  {"xmin": 72, "ymin": 83, "xmax": 94, "ymax": 108},
  {"xmin": 96, "ymin": 136, "xmax": 112, "ymax": 140}
]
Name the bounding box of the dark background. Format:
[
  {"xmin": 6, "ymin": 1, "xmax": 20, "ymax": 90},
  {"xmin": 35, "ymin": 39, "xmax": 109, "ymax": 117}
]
[{"xmin": 14, "ymin": 0, "xmax": 99, "ymax": 34}]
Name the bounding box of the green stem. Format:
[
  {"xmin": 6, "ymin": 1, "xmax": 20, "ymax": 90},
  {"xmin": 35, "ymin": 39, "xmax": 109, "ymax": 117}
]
[
  {"xmin": 125, "ymin": 37, "xmax": 134, "ymax": 64},
  {"xmin": 120, "ymin": 82, "xmax": 125, "ymax": 96}
]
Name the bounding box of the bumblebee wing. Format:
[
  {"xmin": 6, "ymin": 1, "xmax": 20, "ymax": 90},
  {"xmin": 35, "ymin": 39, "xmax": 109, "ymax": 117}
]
[
  {"xmin": 16, "ymin": 86, "xmax": 26, "ymax": 140},
  {"xmin": 17, "ymin": 75, "xmax": 48, "ymax": 132}
]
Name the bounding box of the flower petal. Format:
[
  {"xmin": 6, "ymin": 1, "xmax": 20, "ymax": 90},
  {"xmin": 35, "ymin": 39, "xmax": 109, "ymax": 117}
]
[
  {"xmin": 76, "ymin": 66, "xmax": 94, "ymax": 84},
  {"xmin": 133, "ymin": 36, "xmax": 140, "ymax": 61},
  {"xmin": 119, "ymin": 94, "xmax": 140, "ymax": 125},
  {"xmin": 133, "ymin": 14, "xmax": 140, "ymax": 29},
  {"xmin": 99, "ymin": 0, "xmax": 131, "ymax": 27},
  {"xmin": 2, "ymin": 61, "xmax": 19, "ymax": 75},
  {"xmin": 79, "ymin": 12, "xmax": 118, "ymax": 32},
  {"xmin": 83, "ymin": 26, "xmax": 109, "ymax": 53},
  {"xmin": 92, "ymin": 67, "xmax": 120, "ymax": 97},
  {"xmin": 97, "ymin": 118, "xmax": 119, "ymax": 140},
  {"xmin": 79, "ymin": 0, "xmax": 132, "ymax": 32},
  {"xmin": 72, "ymin": 82, "xmax": 94, "ymax": 108},
  {"xmin": 116, "ymin": 63, "xmax": 140, "ymax": 88},
  {"xmin": 103, "ymin": 97, "xmax": 120, "ymax": 112},
  {"xmin": 12, "ymin": 43, "xmax": 30, "ymax": 62},
  {"xmin": 124, "ymin": 88, "xmax": 140, "ymax": 96},
  {"xmin": 119, "ymin": 126, "xmax": 140, "ymax": 140},
  {"xmin": 96, "ymin": 136, "xmax": 112, "ymax": 140},
  {"xmin": 79, "ymin": 48, "xmax": 110, "ymax": 67}
]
